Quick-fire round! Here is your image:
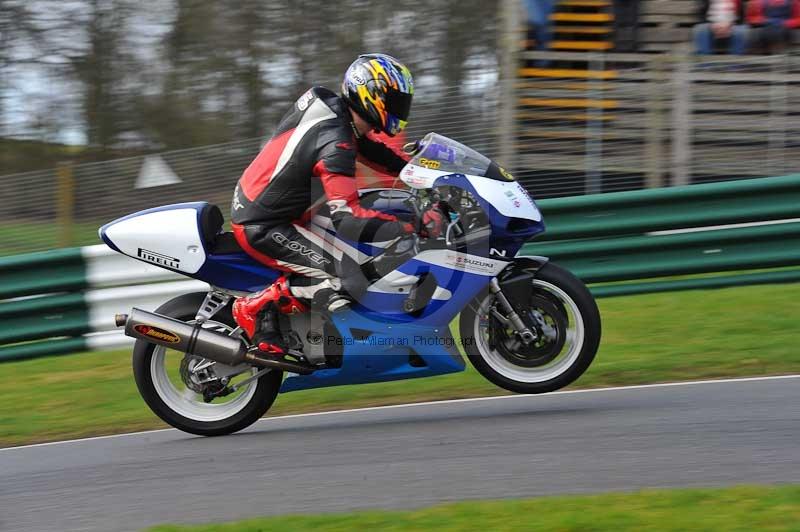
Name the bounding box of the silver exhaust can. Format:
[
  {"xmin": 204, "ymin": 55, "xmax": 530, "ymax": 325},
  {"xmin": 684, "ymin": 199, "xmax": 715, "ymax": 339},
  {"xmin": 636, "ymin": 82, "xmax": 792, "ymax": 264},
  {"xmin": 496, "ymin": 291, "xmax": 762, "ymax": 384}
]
[{"xmin": 121, "ymin": 307, "xmax": 247, "ymax": 366}]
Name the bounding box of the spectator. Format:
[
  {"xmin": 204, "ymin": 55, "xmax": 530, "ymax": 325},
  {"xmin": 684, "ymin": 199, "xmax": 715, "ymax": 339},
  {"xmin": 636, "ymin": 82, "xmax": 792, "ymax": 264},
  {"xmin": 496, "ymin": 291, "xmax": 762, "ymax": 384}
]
[
  {"xmin": 613, "ymin": 0, "xmax": 640, "ymax": 52},
  {"xmin": 524, "ymin": 0, "xmax": 556, "ymax": 66},
  {"xmin": 693, "ymin": 0, "xmax": 749, "ymax": 54},
  {"xmin": 746, "ymin": 0, "xmax": 800, "ymax": 53}
]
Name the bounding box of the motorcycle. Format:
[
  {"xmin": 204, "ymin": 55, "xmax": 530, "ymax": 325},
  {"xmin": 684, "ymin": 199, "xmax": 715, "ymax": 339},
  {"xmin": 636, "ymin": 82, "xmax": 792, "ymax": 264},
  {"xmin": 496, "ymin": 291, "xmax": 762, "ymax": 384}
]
[{"xmin": 100, "ymin": 132, "xmax": 601, "ymax": 436}]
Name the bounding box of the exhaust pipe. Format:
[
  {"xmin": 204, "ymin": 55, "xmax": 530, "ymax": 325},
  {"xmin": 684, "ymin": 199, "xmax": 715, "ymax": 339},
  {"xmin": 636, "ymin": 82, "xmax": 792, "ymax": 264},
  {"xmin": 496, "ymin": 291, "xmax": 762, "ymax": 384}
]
[
  {"xmin": 121, "ymin": 308, "xmax": 248, "ymax": 365},
  {"xmin": 243, "ymin": 352, "xmax": 315, "ymax": 375},
  {"xmin": 117, "ymin": 308, "xmax": 315, "ymax": 375}
]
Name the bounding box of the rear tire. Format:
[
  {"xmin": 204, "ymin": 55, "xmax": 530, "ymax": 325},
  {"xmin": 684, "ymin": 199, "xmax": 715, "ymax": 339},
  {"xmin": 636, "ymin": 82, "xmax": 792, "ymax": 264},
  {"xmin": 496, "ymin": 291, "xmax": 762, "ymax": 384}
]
[
  {"xmin": 132, "ymin": 292, "xmax": 282, "ymax": 436},
  {"xmin": 460, "ymin": 262, "xmax": 600, "ymax": 394}
]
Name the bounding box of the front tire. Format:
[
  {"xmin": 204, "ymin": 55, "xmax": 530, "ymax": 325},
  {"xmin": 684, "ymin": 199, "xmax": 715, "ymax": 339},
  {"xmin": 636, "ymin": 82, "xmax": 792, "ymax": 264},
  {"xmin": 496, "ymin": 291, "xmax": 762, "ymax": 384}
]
[
  {"xmin": 132, "ymin": 293, "xmax": 282, "ymax": 436},
  {"xmin": 460, "ymin": 262, "xmax": 601, "ymax": 394}
]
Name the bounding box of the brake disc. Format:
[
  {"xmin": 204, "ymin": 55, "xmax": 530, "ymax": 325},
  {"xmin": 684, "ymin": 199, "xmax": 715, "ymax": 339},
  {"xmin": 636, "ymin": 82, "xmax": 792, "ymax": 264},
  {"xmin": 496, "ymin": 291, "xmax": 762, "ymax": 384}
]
[
  {"xmin": 491, "ymin": 294, "xmax": 567, "ymax": 367},
  {"xmin": 179, "ymin": 354, "xmax": 217, "ymax": 393}
]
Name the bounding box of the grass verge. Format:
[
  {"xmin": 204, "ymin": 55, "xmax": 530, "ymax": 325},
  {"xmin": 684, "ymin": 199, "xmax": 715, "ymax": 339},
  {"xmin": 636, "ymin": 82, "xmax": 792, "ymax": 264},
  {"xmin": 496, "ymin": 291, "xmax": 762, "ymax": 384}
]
[
  {"xmin": 1, "ymin": 282, "xmax": 799, "ymax": 447},
  {"xmin": 0, "ymin": 220, "xmax": 103, "ymax": 256},
  {"xmin": 148, "ymin": 485, "xmax": 800, "ymax": 531}
]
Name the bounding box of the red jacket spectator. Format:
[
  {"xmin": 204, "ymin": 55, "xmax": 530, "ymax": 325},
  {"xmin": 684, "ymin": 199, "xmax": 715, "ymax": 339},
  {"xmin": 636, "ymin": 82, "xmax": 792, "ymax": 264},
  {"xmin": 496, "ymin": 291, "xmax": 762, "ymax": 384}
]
[{"xmin": 747, "ymin": 0, "xmax": 800, "ymax": 28}]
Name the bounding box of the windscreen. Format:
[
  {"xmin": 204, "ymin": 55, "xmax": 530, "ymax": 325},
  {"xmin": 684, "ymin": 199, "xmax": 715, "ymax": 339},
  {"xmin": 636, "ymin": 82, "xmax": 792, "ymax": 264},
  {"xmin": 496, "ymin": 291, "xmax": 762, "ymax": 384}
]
[{"xmin": 410, "ymin": 133, "xmax": 492, "ymax": 177}]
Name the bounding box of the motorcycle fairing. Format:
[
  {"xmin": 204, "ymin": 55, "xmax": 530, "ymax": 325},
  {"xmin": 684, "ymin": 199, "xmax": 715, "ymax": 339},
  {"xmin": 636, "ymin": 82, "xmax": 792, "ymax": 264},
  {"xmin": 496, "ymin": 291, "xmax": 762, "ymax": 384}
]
[
  {"xmin": 100, "ymin": 202, "xmax": 493, "ymax": 392},
  {"xmin": 280, "ymin": 313, "xmax": 466, "ymax": 392},
  {"xmin": 428, "ymin": 173, "xmax": 545, "ymax": 259},
  {"xmin": 194, "ymin": 252, "xmax": 281, "ymax": 294},
  {"xmin": 312, "ymin": 222, "xmax": 393, "ymax": 259},
  {"xmin": 278, "ymin": 248, "xmax": 506, "ymax": 392},
  {"xmin": 354, "ymin": 249, "xmax": 508, "ymax": 326},
  {"xmin": 464, "ymin": 174, "xmax": 540, "ymax": 221},
  {"xmin": 100, "ymin": 202, "xmax": 280, "ymax": 293},
  {"xmin": 99, "ymin": 202, "xmax": 209, "ymax": 273}
]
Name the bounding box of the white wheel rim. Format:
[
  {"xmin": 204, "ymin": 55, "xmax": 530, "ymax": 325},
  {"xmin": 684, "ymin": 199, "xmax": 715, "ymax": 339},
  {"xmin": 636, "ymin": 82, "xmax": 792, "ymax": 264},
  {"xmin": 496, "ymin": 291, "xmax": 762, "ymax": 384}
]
[
  {"xmin": 473, "ymin": 279, "xmax": 585, "ymax": 383},
  {"xmin": 149, "ymin": 320, "xmax": 258, "ymax": 422}
]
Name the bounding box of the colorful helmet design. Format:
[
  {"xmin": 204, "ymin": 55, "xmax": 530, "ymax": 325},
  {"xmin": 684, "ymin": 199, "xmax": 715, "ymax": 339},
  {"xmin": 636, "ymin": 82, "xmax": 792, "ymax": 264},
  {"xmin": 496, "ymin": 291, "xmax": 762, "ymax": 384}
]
[{"xmin": 342, "ymin": 53, "xmax": 414, "ymax": 137}]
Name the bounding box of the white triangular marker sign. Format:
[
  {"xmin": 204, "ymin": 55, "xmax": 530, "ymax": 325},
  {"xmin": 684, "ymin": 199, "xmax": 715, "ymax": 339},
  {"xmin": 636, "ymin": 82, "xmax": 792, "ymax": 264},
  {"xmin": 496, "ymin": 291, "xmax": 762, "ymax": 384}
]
[{"xmin": 136, "ymin": 155, "xmax": 182, "ymax": 189}]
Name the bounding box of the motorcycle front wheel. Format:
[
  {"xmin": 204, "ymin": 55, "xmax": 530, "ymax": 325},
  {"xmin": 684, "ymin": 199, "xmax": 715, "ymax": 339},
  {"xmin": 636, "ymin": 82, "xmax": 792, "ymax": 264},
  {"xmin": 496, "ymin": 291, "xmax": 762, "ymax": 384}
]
[
  {"xmin": 460, "ymin": 262, "xmax": 601, "ymax": 394},
  {"xmin": 132, "ymin": 292, "xmax": 282, "ymax": 436}
]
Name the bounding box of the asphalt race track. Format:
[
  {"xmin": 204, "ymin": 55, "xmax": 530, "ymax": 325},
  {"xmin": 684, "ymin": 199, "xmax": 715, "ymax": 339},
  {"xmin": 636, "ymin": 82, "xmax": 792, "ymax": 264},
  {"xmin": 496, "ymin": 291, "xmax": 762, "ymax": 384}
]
[{"xmin": 1, "ymin": 376, "xmax": 798, "ymax": 531}]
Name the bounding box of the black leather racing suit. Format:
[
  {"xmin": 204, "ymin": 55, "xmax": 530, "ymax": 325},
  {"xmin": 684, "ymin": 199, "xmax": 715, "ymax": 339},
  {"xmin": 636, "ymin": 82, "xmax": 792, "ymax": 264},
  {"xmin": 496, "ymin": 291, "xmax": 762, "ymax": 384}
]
[{"xmin": 230, "ymin": 86, "xmax": 412, "ymax": 290}]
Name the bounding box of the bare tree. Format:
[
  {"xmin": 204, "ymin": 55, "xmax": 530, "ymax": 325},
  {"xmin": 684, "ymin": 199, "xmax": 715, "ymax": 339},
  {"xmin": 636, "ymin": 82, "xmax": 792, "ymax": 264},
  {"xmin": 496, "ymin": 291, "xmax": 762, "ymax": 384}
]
[{"xmin": 2, "ymin": 0, "xmax": 502, "ymax": 173}]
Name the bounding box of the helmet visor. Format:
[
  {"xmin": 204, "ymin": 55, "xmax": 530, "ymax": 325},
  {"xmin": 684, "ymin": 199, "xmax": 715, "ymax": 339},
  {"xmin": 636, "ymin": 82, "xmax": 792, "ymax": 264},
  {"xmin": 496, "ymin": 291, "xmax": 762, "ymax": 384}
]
[{"xmin": 386, "ymin": 88, "xmax": 412, "ymax": 121}]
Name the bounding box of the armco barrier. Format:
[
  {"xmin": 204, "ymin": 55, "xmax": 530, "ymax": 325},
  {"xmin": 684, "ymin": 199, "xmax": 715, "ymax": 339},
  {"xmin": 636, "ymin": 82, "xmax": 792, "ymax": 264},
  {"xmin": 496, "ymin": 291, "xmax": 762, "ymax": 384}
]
[
  {"xmin": 535, "ymin": 173, "xmax": 800, "ymax": 241},
  {"xmin": 532, "ymin": 173, "xmax": 800, "ymax": 293},
  {"xmin": 0, "ymin": 246, "xmax": 207, "ymax": 362},
  {"xmin": 1, "ymin": 173, "xmax": 800, "ymax": 362}
]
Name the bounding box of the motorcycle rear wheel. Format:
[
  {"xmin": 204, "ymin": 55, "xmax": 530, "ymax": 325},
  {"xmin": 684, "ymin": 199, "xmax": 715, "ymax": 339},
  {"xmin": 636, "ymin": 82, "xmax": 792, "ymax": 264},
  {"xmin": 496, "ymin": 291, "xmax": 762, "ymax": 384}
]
[
  {"xmin": 460, "ymin": 262, "xmax": 601, "ymax": 394},
  {"xmin": 132, "ymin": 292, "xmax": 282, "ymax": 436}
]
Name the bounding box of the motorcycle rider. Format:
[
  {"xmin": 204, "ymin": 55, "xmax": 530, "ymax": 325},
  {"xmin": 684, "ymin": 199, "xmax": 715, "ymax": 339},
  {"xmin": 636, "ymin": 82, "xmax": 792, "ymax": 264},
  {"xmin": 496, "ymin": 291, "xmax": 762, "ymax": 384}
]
[{"xmin": 230, "ymin": 53, "xmax": 441, "ymax": 354}]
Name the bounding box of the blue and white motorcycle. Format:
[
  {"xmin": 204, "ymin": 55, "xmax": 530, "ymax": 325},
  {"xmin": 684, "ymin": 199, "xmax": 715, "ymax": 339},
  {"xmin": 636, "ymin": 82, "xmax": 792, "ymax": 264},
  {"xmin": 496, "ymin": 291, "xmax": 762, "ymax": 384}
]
[{"xmin": 101, "ymin": 133, "xmax": 601, "ymax": 436}]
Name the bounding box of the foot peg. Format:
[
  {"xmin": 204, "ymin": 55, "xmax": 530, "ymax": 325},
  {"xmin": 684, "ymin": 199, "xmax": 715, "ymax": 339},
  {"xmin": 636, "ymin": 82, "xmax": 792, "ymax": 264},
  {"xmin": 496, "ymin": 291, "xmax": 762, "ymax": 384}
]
[
  {"xmin": 327, "ymin": 295, "xmax": 351, "ymax": 313},
  {"xmin": 312, "ymin": 288, "xmax": 352, "ymax": 314}
]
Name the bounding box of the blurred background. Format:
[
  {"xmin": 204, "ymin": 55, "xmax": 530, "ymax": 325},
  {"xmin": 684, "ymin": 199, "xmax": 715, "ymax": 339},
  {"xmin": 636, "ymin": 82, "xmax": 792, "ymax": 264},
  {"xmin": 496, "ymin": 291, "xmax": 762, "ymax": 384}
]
[
  {"xmin": 1, "ymin": 4, "xmax": 799, "ymax": 529},
  {"xmin": 3, "ymin": 0, "xmax": 800, "ymax": 255}
]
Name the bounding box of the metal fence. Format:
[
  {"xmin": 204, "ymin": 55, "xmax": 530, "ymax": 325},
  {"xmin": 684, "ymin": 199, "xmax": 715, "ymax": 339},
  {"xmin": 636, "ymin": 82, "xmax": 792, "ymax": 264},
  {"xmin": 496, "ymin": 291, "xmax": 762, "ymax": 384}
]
[
  {"xmin": 511, "ymin": 51, "xmax": 800, "ymax": 198},
  {"xmin": 0, "ymin": 78, "xmax": 503, "ymax": 256},
  {"xmin": 2, "ymin": 52, "xmax": 800, "ymax": 256}
]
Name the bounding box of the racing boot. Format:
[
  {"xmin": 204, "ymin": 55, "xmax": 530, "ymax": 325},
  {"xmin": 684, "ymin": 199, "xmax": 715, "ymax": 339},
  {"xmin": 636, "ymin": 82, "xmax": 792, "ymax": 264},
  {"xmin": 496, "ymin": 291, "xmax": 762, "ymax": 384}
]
[
  {"xmin": 252, "ymin": 304, "xmax": 286, "ymax": 355},
  {"xmin": 232, "ymin": 275, "xmax": 307, "ymax": 354}
]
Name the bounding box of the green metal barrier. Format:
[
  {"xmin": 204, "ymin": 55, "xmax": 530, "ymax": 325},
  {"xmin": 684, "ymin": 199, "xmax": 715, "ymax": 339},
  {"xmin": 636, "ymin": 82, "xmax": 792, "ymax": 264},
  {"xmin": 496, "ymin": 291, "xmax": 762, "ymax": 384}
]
[
  {"xmin": 0, "ymin": 247, "xmax": 86, "ymax": 299},
  {"xmin": 519, "ymin": 173, "xmax": 800, "ymax": 292},
  {"xmin": 1, "ymin": 172, "xmax": 799, "ymax": 362},
  {"xmin": 524, "ymin": 222, "xmax": 800, "ymax": 283},
  {"xmin": 536, "ymin": 173, "xmax": 800, "ymax": 240}
]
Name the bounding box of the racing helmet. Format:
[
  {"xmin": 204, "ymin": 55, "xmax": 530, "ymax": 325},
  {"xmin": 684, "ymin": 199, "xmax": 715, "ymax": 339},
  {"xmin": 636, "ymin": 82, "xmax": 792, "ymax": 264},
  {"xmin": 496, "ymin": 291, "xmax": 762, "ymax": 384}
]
[{"xmin": 342, "ymin": 53, "xmax": 414, "ymax": 137}]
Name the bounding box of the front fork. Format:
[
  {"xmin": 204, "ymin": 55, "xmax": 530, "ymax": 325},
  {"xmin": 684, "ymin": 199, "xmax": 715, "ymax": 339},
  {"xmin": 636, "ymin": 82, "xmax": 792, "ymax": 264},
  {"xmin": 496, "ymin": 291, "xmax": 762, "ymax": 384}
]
[
  {"xmin": 489, "ymin": 278, "xmax": 537, "ymax": 344},
  {"xmin": 488, "ymin": 256, "xmax": 551, "ymax": 345}
]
